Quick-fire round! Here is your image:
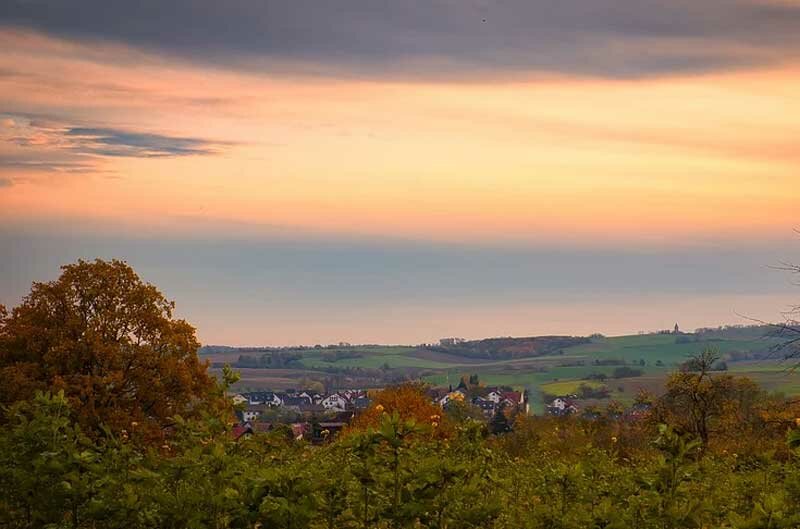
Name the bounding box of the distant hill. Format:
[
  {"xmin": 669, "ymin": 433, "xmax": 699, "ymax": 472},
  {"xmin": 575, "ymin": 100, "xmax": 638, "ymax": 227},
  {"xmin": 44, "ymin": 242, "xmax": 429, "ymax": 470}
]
[{"xmin": 201, "ymin": 324, "xmax": 799, "ymax": 410}]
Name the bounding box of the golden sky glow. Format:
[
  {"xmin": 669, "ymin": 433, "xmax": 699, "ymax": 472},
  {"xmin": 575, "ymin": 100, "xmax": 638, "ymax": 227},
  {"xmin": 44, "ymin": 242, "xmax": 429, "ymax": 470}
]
[
  {"xmin": 2, "ymin": 28, "xmax": 798, "ymax": 247},
  {"xmin": 2, "ymin": 11, "xmax": 799, "ymax": 345}
]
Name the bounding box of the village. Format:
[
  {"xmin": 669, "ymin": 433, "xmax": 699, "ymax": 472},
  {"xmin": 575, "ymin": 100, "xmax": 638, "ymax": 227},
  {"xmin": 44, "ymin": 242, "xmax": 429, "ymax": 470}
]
[{"xmin": 229, "ymin": 383, "xmax": 532, "ymax": 441}]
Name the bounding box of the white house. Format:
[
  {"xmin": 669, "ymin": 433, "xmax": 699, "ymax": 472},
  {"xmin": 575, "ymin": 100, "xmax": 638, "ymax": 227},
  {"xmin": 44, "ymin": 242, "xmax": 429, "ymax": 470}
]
[
  {"xmin": 242, "ymin": 408, "xmax": 263, "ymax": 422},
  {"xmin": 321, "ymin": 393, "xmax": 348, "ymax": 411},
  {"xmin": 546, "ymin": 397, "xmax": 578, "ymax": 416},
  {"xmin": 486, "ymin": 390, "xmax": 503, "ymax": 404},
  {"xmin": 245, "ymin": 392, "xmax": 283, "ymax": 407},
  {"xmin": 265, "ymin": 393, "xmax": 283, "ymax": 407}
]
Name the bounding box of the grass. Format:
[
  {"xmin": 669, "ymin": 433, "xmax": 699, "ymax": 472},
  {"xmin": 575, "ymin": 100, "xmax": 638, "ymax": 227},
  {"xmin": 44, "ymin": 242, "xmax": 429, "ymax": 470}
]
[
  {"xmin": 299, "ymin": 353, "xmax": 452, "ymax": 369},
  {"xmin": 213, "ymin": 329, "xmax": 800, "ymax": 412},
  {"xmin": 566, "ymin": 335, "xmax": 780, "ymax": 366},
  {"xmin": 540, "ymin": 379, "xmax": 605, "ymax": 396}
]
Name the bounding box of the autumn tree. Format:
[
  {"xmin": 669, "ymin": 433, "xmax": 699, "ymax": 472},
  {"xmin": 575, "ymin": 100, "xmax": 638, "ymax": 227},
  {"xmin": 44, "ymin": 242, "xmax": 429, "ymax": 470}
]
[
  {"xmin": 0, "ymin": 259, "xmax": 218, "ymax": 440},
  {"xmin": 653, "ymin": 348, "xmax": 762, "ymax": 446},
  {"xmin": 349, "ymin": 383, "xmax": 445, "ymax": 434}
]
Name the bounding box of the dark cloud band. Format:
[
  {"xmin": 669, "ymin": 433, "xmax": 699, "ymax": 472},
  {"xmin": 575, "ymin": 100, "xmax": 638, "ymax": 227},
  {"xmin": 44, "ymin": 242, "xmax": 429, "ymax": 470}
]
[{"xmin": 1, "ymin": 0, "xmax": 800, "ymax": 78}]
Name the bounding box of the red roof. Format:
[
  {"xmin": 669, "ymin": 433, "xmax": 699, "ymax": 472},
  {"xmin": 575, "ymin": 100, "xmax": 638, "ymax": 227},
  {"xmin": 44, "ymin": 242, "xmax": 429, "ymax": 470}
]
[{"xmin": 231, "ymin": 425, "xmax": 251, "ymax": 440}]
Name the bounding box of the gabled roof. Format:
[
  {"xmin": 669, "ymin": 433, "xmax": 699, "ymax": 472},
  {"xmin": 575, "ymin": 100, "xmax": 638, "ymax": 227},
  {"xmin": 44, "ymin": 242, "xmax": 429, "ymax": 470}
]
[
  {"xmin": 231, "ymin": 424, "xmax": 253, "ymax": 440},
  {"xmin": 283, "ymin": 396, "xmax": 311, "ymax": 407}
]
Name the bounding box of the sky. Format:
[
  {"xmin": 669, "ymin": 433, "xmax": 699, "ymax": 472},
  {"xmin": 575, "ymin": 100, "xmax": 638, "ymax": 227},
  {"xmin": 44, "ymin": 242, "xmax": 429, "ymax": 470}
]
[{"xmin": 1, "ymin": 1, "xmax": 799, "ymax": 345}]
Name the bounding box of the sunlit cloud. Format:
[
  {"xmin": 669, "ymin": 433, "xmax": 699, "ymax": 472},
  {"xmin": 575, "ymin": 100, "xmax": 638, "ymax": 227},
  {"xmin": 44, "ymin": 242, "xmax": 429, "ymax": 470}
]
[{"xmin": 1, "ymin": 27, "xmax": 799, "ymax": 245}]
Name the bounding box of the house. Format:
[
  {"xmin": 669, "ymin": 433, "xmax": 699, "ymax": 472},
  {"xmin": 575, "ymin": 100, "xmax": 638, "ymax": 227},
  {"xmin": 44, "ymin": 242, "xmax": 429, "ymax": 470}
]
[
  {"xmin": 472, "ymin": 397, "xmax": 498, "ymax": 417},
  {"xmin": 500, "ymin": 391, "xmax": 523, "ymax": 406},
  {"xmin": 240, "ymin": 404, "xmax": 272, "ymax": 422},
  {"xmin": 486, "ymin": 390, "xmax": 503, "ymax": 404},
  {"xmin": 321, "ymin": 393, "xmax": 348, "ymax": 411},
  {"xmin": 283, "ymin": 395, "xmax": 313, "ymax": 410},
  {"xmin": 500, "ymin": 391, "xmax": 528, "ymax": 413},
  {"xmin": 243, "ymin": 391, "xmax": 282, "ymax": 407},
  {"xmin": 231, "ymin": 423, "xmax": 253, "ymax": 441},
  {"xmin": 546, "ymin": 397, "xmax": 578, "ymax": 416}
]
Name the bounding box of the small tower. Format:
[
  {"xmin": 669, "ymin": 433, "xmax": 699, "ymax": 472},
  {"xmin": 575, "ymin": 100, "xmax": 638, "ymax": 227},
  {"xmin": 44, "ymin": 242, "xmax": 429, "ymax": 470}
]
[{"xmin": 674, "ymin": 323, "xmax": 680, "ymax": 334}]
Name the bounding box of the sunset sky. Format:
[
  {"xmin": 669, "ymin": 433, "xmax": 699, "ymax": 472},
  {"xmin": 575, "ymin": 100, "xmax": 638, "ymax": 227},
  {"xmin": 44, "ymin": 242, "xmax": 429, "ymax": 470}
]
[{"xmin": 1, "ymin": 1, "xmax": 799, "ymax": 345}]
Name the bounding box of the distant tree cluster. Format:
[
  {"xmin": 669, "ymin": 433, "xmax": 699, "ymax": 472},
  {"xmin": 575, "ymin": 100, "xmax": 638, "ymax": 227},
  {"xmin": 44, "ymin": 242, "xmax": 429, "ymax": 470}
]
[
  {"xmin": 593, "ymin": 358, "xmax": 626, "ymax": 366},
  {"xmin": 612, "ymin": 366, "xmax": 644, "ymax": 378},
  {"xmin": 320, "ymin": 349, "xmax": 364, "ymax": 362},
  {"xmin": 236, "ymin": 351, "xmax": 304, "ymax": 369},
  {"xmin": 576, "ymin": 383, "xmax": 611, "ymax": 399},
  {"xmin": 426, "ymin": 335, "xmax": 590, "ymax": 360}
]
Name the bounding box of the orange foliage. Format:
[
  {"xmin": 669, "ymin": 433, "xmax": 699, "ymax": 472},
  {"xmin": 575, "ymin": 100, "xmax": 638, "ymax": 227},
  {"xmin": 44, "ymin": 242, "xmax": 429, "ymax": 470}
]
[
  {"xmin": 349, "ymin": 383, "xmax": 448, "ymax": 435},
  {"xmin": 0, "ymin": 259, "xmax": 220, "ymax": 442}
]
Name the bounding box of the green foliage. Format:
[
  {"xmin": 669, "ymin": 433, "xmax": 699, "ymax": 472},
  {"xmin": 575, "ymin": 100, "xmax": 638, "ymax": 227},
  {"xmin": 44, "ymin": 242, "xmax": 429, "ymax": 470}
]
[{"xmin": 3, "ymin": 387, "xmax": 800, "ymax": 529}]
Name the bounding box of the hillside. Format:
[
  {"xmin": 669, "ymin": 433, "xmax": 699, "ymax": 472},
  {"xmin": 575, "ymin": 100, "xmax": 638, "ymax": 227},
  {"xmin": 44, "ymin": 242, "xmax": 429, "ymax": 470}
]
[{"xmin": 203, "ymin": 324, "xmax": 799, "ymax": 411}]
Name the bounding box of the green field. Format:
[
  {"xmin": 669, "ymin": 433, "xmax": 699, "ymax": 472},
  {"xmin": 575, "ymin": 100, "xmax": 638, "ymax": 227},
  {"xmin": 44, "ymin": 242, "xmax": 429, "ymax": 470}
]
[{"xmin": 203, "ymin": 326, "xmax": 799, "ymax": 412}]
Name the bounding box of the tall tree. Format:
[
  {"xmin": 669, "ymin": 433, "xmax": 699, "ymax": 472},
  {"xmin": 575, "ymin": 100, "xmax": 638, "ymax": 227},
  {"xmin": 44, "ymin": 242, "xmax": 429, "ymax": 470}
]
[
  {"xmin": 654, "ymin": 348, "xmax": 761, "ymax": 446},
  {"xmin": 0, "ymin": 259, "xmax": 217, "ymax": 440}
]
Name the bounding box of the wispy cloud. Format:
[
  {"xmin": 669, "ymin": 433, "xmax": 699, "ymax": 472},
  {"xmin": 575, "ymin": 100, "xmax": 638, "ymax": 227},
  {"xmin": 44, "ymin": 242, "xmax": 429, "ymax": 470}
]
[
  {"xmin": 0, "ymin": 156, "xmax": 101, "ymax": 173},
  {"xmin": 63, "ymin": 127, "xmax": 224, "ymax": 158},
  {"xmin": 2, "ymin": 115, "xmax": 227, "ymax": 158},
  {"xmin": 0, "ymin": 114, "xmax": 232, "ymax": 180}
]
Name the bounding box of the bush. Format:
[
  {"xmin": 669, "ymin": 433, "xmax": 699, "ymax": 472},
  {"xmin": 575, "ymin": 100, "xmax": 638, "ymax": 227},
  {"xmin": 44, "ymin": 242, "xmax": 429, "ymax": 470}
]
[{"xmin": 612, "ymin": 366, "xmax": 644, "ymax": 378}]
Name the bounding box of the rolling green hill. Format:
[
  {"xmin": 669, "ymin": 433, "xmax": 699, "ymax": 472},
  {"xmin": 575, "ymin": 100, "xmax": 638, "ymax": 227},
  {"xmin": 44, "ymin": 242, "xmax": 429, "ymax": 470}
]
[{"xmin": 203, "ymin": 325, "xmax": 799, "ymax": 412}]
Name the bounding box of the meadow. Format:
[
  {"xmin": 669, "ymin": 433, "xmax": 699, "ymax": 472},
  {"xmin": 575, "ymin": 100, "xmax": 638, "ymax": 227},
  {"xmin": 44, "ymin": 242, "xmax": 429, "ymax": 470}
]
[{"xmin": 204, "ymin": 325, "xmax": 798, "ymax": 412}]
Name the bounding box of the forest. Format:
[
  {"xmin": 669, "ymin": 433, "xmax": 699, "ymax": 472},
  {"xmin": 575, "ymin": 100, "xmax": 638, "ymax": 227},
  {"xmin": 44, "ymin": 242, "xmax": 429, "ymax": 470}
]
[{"xmin": 2, "ymin": 259, "xmax": 800, "ymax": 529}]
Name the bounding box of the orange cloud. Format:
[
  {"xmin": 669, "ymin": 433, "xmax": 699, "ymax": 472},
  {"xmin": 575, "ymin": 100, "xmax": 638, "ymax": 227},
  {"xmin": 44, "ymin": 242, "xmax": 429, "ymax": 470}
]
[{"xmin": 1, "ymin": 29, "xmax": 799, "ymax": 246}]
